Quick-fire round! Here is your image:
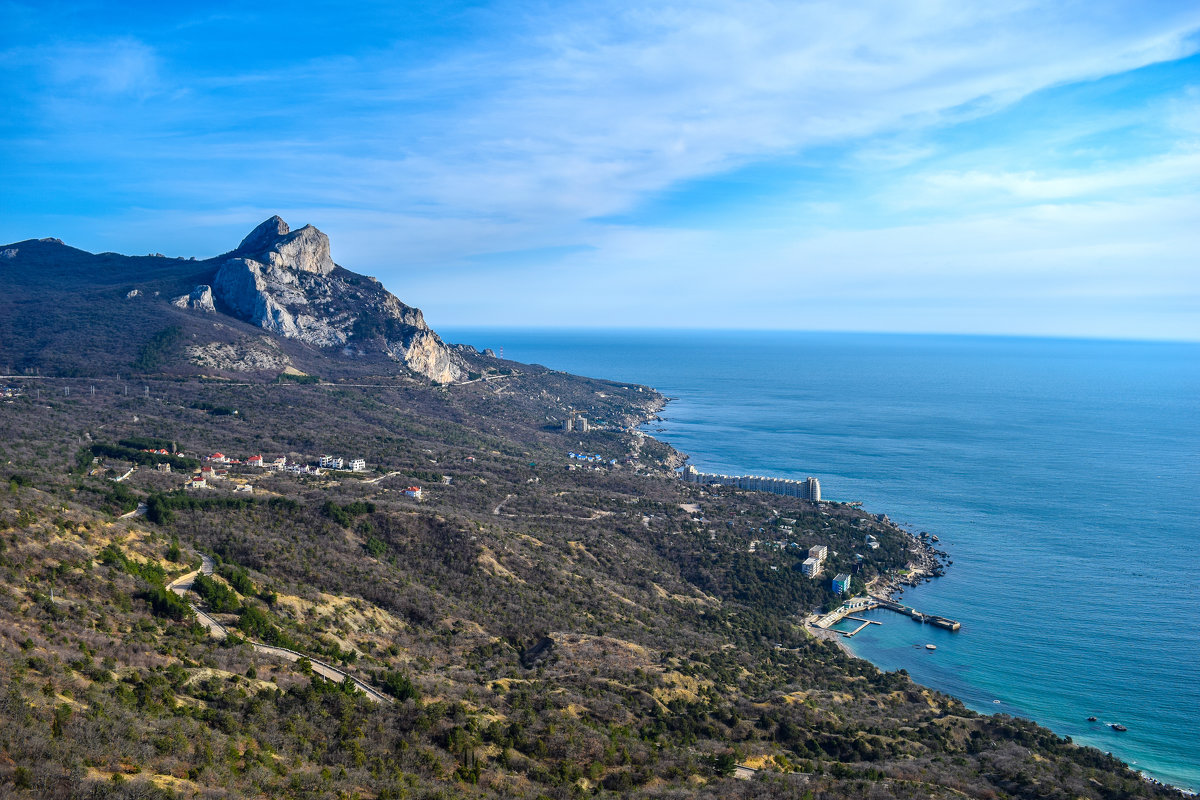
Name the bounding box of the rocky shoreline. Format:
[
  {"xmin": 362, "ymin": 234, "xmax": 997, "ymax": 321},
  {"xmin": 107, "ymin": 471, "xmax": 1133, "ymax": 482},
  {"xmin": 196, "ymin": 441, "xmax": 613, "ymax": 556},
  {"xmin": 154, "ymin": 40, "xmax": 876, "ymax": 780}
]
[{"xmin": 871, "ymin": 520, "xmax": 950, "ymax": 601}]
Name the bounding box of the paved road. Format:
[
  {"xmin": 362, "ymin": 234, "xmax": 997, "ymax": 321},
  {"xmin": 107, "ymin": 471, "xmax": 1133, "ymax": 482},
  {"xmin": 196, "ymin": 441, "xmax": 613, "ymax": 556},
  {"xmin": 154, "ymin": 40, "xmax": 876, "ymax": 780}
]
[
  {"xmin": 120, "ymin": 502, "xmax": 148, "ymax": 519},
  {"xmin": 492, "ymin": 494, "xmax": 515, "ymax": 515},
  {"xmin": 168, "ymin": 555, "xmax": 390, "ymax": 703},
  {"xmin": 362, "ymin": 470, "xmax": 403, "ymax": 485}
]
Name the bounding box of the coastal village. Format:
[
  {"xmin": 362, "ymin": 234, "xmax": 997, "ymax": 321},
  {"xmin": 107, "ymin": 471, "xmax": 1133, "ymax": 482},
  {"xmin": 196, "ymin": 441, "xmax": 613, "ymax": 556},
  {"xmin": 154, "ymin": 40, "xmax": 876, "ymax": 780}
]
[
  {"xmin": 109, "ymin": 446, "xmax": 430, "ymax": 501},
  {"xmin": 78, "ymin": 392, "xmax": 952, "ymax": 654},
  {"xmin": 63, "ymin": 369, "xmax": 960, "ymax": 690}
]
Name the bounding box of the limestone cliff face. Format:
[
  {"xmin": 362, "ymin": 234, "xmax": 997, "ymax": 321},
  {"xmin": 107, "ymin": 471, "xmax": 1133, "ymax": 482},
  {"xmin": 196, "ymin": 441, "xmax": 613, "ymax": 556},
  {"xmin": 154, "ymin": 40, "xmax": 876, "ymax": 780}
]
[
  {"xmin": 386, "ymin": 329, "xmax": 461, "ymax": 385},
  {"xmin": 209, "ymin": 216, "xmax": 463, "ymax": 383}
]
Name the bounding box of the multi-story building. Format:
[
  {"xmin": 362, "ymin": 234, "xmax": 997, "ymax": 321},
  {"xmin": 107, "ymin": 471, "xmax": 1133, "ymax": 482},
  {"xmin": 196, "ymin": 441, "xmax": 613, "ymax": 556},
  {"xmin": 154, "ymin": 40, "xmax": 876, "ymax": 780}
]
[
  {"xmin": 801, "ymin": 557, "xmax": 822, "ymax": 578},
  {"xmin": 832, "ymin": 573, "xmax": 852, "ymax": 595},
  {"xmin": 809, "ymin": 545, "xmax": 828, "ymax": 562},
  {"xmin": 681, "ymin": 466, "xmax": 821, "ymax": 501},
  {"xmin": 349, "ymin": 458, "xmax": 367, "ymax": 472}
]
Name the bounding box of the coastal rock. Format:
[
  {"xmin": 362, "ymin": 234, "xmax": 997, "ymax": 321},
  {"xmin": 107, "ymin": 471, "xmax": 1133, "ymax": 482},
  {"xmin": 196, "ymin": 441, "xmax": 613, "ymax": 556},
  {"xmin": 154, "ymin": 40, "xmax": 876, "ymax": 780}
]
[
  {"xmin": 209, "ymin": 216, "xmax": 464, "ymax": 383},
  {"xmin": 170, "ymin": 284, "xmax": 215, "ymax": 312}
]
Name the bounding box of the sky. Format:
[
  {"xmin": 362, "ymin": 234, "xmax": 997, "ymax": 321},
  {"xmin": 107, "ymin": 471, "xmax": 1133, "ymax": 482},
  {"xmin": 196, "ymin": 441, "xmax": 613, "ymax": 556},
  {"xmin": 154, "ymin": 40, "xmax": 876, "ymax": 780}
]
[{"xmin": 2, "ymin": 0, "xmax": 1198, "ymax": 340}]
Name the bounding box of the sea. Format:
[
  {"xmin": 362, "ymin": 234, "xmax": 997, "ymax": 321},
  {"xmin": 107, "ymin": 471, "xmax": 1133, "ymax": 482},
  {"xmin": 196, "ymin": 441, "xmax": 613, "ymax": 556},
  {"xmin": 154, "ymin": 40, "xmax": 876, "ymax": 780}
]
[{"xmin": 441, "ymin": 328, "xmax": 1200, "ymax": 792}]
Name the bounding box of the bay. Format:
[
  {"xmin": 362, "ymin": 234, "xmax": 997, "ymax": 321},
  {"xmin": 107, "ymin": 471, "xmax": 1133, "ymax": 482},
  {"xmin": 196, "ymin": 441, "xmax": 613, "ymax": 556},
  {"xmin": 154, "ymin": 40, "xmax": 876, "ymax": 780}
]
[{"xmin": 441, "ymin": 327, "xmax": 1200, "ymax": 791}]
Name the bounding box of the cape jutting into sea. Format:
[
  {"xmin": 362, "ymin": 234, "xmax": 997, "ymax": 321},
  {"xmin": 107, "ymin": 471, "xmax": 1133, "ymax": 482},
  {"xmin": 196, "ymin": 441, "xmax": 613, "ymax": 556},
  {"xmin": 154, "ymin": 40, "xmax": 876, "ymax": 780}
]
[{"xmin": 442, "ymin": 327, "xmax": 1200, "ymax": 792}]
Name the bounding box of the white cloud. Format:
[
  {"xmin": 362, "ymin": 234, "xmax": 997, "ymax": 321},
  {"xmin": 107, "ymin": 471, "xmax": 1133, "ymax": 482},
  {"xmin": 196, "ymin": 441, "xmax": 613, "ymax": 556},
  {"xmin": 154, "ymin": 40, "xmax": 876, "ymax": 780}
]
[
  {"xmin": 373, "ymin": 0, "xmax": 1200, "ymax": 226},
  {"xmin": 74, "ymin": 0, "xmax": 1197, "ymax": 255},
  {"xmin": 44, "ymin": 38, "xmax": 160, "ymax": 97},
  {"xmin": 401, "ymin": 190, "xmax": 1200, "ymax": 340},
  {"xmin": 911, "ymin": 148, "xmax": 1200, "ymax": 203}
]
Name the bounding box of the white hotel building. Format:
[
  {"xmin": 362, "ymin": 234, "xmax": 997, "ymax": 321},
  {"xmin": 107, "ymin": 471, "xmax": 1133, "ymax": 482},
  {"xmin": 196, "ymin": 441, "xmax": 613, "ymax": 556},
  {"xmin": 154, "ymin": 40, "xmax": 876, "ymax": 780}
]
[{"xmin": 681, "ymin": 465, "xmax": 821, "ymax": 502}]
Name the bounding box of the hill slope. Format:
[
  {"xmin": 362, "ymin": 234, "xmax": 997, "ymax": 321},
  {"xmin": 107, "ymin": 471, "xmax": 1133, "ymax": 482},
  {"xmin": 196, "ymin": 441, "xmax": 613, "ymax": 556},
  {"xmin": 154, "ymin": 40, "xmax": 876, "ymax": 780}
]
[{"xmin": 0, "ymin": 372, "xmax": 1184, "ymax": 799}]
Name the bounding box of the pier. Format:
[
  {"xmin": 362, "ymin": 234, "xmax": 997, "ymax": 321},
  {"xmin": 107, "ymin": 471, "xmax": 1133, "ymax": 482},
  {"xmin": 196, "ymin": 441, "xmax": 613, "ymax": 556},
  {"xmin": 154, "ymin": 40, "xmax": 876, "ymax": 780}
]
[
  {"xmin": 813, "ymin": 597, "xmax": 961, "ymax": 634},
  {"xmin": 841, "ymin": 616, "xmax": 882, "ymax": 637}
]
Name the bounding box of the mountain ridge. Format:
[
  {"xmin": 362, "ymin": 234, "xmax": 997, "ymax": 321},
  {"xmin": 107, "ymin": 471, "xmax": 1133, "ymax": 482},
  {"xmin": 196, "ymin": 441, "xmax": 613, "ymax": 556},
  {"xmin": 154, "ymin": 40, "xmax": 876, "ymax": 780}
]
[{"xmin": 0, "ymin": 218, "xmax": 469, "ymax": 384}]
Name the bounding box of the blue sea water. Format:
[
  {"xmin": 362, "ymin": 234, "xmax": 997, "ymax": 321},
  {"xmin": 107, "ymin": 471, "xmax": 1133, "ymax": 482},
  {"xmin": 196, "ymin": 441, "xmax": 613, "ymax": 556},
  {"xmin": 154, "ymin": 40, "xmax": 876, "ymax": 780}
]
[{"xmin": 442, "ymin": 328, "xmax": 1200, "ymax": 791}]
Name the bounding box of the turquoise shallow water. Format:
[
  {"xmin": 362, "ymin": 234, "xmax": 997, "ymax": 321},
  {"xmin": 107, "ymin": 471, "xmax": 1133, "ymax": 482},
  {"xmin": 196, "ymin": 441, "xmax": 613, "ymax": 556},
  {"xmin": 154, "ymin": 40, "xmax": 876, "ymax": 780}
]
[{"xmin": 442, "ymin": 328, "xmax": 1200, "ymax": 791}]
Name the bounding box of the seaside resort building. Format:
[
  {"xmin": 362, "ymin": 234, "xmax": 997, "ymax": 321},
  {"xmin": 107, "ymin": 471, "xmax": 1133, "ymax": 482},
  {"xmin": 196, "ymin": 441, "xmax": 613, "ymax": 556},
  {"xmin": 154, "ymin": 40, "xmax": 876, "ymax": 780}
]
[{"xmin": 681, "ymin": 465, "xmax": 821, "ymax": 501}]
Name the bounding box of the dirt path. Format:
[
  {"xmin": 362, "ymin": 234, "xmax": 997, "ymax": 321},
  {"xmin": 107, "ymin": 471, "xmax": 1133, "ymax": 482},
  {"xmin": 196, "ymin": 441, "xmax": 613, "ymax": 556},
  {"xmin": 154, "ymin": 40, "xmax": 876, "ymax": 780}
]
[{"xmin": 168, "ymin": 555, "xmax": 391, "ymax": 704}]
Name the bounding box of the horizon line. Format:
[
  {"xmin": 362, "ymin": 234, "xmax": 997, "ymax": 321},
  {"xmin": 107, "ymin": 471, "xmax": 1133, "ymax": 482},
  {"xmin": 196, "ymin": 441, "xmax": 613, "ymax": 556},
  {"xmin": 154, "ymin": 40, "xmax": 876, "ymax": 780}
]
[{"xmin": 435, "ymin": 325, "xmax": 1200, "ymax": 347}]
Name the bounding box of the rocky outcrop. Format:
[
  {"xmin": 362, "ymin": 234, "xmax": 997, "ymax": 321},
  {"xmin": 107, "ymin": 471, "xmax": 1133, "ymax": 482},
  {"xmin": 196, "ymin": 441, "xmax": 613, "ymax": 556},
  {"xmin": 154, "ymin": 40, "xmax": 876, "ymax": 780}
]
[
  {"xmin": 209, "ymin": 216, "xmax": 463, "ymax": 383},
  {"xmin": 234, "ymin": 216, "xmax": 334, "ymax": 275},
  {"xmin": 170, "ymin": 284, "xmax": 215, "ymax": 312},
  {"xmin": 386, "ymin": 329, "xmax": 461, "ymax": 385},
  {"xmin": 188, "ymin": 338, "xmax": 291, "ymax": 372}
]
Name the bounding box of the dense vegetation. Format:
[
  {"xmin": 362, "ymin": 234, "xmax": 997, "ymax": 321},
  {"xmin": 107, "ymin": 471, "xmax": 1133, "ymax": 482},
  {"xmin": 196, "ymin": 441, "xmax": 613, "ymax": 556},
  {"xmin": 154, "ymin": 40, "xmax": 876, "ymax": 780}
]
[{"xmin": 0, "ymin": 371, "xmax": 1184, "ymax": 800}]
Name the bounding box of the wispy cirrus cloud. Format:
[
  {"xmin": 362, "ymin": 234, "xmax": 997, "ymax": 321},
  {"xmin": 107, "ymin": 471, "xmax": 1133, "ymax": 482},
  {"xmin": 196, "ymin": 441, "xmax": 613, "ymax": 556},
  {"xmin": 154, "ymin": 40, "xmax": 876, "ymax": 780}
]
[{"xmin": 1, "ymin": 0, "xmax": 1199, "ymax": 338}]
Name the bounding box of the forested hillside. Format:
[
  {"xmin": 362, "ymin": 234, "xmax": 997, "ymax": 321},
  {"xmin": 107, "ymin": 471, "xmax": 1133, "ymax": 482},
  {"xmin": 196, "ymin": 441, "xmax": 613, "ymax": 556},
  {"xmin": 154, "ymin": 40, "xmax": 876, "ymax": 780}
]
[{"xmin": 0, "ymin": 374, "xmax": 1182, "ymax": 799}]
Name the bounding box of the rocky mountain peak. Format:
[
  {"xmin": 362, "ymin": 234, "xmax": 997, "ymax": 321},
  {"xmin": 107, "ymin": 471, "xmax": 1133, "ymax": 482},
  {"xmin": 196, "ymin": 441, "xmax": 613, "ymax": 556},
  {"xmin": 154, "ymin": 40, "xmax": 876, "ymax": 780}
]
[
  {"xmin": 237, "ymin": 215, "xmax": 290, "ymax": 253},
  {"xmin": 208, "ymin": 215, "xmax": 463, "ymax": 383},
  {"xmin": 234, "ymin": 216, "xmax": 333, "ymax": 276}
]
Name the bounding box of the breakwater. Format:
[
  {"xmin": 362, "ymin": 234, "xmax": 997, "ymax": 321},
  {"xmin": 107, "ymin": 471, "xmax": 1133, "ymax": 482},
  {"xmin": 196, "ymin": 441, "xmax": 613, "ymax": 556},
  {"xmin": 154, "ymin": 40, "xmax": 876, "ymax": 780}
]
[{"xmin": 873, "ymin": 598, "xmax": 961, "ymax": 630}]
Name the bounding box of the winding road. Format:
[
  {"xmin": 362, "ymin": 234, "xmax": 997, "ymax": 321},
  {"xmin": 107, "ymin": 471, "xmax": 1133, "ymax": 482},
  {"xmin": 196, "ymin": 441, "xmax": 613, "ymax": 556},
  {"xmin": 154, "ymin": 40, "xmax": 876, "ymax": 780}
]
[{"xmin": 168, "ymin": 555, "xmax": 391, "ymax": 704}]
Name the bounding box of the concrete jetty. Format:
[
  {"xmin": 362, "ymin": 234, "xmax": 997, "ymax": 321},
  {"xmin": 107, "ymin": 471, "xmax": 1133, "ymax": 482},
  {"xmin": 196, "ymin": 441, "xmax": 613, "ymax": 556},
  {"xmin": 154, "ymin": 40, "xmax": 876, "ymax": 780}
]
[
  {"xmin": 841, "ymin": 617, "xmax": 882, "ymax": 637},
  {"xmin": 813, "ymin": 596, "xmax": 961, "ymax": 634},
  {"xmin": 873, "ymin": 598, "xmax": 961, "ymax": 631}
]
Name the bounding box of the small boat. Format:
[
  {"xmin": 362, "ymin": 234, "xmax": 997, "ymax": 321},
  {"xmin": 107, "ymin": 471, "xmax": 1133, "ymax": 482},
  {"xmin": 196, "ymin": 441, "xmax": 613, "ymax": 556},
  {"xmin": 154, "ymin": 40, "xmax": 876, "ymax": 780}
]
[
  {"xmin": 1087, "ymin": 716, "xmax": 1098, "ymax": 722},
  {"xmin": 925, "ymin": 644, "xmax": 937, "ymax": 650},
  {"xmin": 1111, "ymin": 724, "xmax": 1127, "ymax": 732}
]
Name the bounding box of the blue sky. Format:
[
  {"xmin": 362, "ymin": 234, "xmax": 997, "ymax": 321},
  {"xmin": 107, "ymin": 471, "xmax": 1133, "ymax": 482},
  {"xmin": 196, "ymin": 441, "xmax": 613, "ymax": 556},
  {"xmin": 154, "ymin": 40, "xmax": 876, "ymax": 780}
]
[{"xmin": 2, "ymin": 1, "xmax": 1198, "ymax": 339}]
